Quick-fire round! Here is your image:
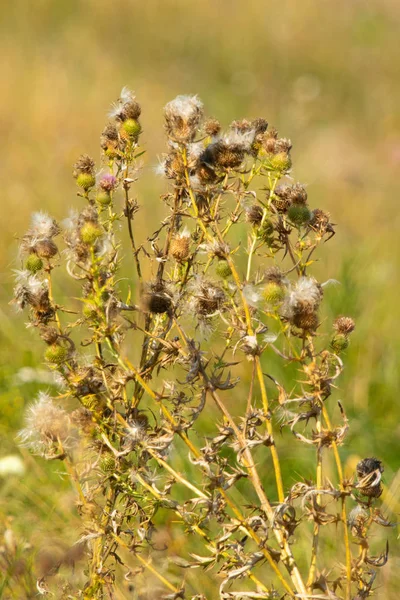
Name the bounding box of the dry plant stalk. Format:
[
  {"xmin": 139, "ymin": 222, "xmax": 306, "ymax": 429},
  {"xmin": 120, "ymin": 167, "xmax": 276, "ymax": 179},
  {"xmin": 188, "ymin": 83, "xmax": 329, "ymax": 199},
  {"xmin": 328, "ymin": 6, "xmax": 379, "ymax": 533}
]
[{"xmin": 11, "ymin": 88, "xmax": 392, "ymax": 599}]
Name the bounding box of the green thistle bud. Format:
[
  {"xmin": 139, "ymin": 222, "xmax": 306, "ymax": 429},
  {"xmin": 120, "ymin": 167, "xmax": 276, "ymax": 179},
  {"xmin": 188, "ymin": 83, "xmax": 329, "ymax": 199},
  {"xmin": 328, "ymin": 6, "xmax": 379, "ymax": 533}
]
[
  {"xmin": 25, "ymin": 253, "xmax": 43, "ymax": 274},
  {"xmin": 269, "ymin": 152, "xmax": 291, "ymax": 172},
  {"xmin": 96, "ymin": 191, "xmax": 112, "ymax": 207},
  {"xmin": 216, "ymin": 260, "xmax": 232, "ymax": 279},
  {"xmin": 122, "ymin": 119, "xmax": 141, "ymax": 138},
  {"xmin": 76, "ymin": 172, "xmax": 96, "ymax": 191},
  {"xmin": 330, "ymin": 333, "xmax": 349, "ymax": 353},
  {"xmin": 100, "ymin": 455, "xmax": 116, "ymax": 473},
  {"xmin": 263, "ymin": 282, "xmax": 286, "ymax": 305},
  {"xmin": 256, "ymin": 220, "xmax": 274, "ymax": 242},
  {"xmin": 287, "ymin": 203, "xmax": 311, "ymax": 226},
  {"xmin": 80, "ymin": 222, "xmax": 103, "ymax": 245},
  {"xmin": 45, "ymin": 344, "xmax": 68, "ymax": 364}
]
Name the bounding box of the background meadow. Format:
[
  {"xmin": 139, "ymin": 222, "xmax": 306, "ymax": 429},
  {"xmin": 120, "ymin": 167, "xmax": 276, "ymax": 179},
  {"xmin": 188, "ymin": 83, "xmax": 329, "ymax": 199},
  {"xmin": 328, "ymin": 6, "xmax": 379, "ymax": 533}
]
[{"xmin": 0, "ymin": 1, "xmax": 399, "ymax": 597}]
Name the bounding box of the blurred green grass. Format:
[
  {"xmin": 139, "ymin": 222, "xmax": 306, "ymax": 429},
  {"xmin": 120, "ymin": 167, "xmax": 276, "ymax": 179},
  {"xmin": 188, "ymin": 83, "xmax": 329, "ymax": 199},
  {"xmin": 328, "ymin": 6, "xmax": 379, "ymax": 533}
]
[{"xmin": 0, "ymin": 0, "xmax": 399, "ymax": 597}]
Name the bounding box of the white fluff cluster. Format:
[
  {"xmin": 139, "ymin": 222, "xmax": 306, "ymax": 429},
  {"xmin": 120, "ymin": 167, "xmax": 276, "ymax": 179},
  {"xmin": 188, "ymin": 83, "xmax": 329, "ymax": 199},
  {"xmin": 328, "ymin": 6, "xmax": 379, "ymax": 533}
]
[
  {"xmin": 223, "ymin": 128, "xmax": 256, "ymax": 149},
  {"xmin": 164, "ymin": 95, "xmax": 203, "ymax": 121},
  {"xmin": 18, "ymin": 392, "xmax": 75, "ymax": 457},
  {"xmin": 30, "ymin": 212, "xmax": 59, "ymax": 239},
  {"xmin": 108, "ymin": 86, "xmax": 137, "ymax": 118},
  {"xmin": 282, "ymin": 276, "xmax": 322, "ymax": 318}
]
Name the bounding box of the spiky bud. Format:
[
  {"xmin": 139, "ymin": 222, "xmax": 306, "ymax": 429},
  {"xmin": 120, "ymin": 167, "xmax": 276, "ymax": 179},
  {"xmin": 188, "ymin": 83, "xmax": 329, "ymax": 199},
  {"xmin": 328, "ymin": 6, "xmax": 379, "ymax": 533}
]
[
  {"xmin": 287, "ymin": 203, "xmax": 311, "ymax": 226},
  {"xmin": 216, "ymin": 260, "xmax": 232, "ymax": 279},
  {"xmin": 256, "ymin": 220, "xmax": 274, "ymax": 242},
  {"xmin": 96, "ymin": 191, "xmax": 112, "ymax": 207},
  {"xmin": 76, "ymin": 172, "xmax": 96, "ymax": 191},
  {"xmin": 330, "ymin": 333, "xmax": 349, "ymax": 353},
  {"xmin": 80, "ymin": 222, "xmax": 103, "ymax": 245},
  {"xmin": 45, "ymin": 344, "xmax": 68, "ymax": 365},
  {"xmin": 263, "ymin": 282, "xmax": 286, "ymax": 305},
  {"xmin": 269, "ymin": 152, "xmax": 292, "ymax": 173},
  {"xmin": 100, "ymin": 454, "xmax": 116, "ymax": 473},
  {"xmin": 121, "ymin": 118, "xmax": 141, "ymax": 139},
  {"xmin": 25, "ymin": 253, "xmax": 43, "ymax": 274}
]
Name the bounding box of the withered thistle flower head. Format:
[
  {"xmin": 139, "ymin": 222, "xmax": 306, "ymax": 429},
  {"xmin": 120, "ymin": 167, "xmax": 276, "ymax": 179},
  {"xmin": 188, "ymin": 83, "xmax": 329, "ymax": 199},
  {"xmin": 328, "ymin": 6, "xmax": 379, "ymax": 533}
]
[
  {"xmin": 281, "ymin": 276, "xmax": 322, "ymax": 330},
  {"xmin": 13, "ymin": 270, "xmax": 50, "ymax": 312},
  {"xmin": 286, "ymin": 276, "xmax": 322, "ymax": 313},
  {"xmin": 73, "ymin": 154, "xmax": 95, "ymax": 177},
  {"xmin": 30, "ymin": 212, "xmax": 60, "ymax": 240},
  {"xmin": 108, "ymin": 87, "xmax": 141, "ymax": 122},
  {"xmin": 164, "ymin": 94, "xmax": 204, "ymax": 142},
  {"xmin": 39, "ymin": 326, "xmax": 59, "ymax": 345},
  {"xmin": 169, "ymin": 229, "xmax": 191, "ymax": 262},
  {"xmin": 201, "ymin": 239, "xmax": 230, "ymax": 260},
  {"xmin": 18, "ymin": 392, "xmax": 76, "ymax": 457},
  {"xmin": 191, "ymin": 278, "xmax": 225, "ymax": 316},
  {"xmin": 241, "ymin": 334, "xmax": 260, "ymax": 357},
  {"xmin": 269, "ymin": 184, "xmax": 292, "ymax": 213},
  {"xmin": 203, "ymin": 117, "xmax": 221, "ymax": 138},
  {"xmin": 33, "ymin": 239, "xmax": 58, "ymax": 259},
  {"xmin": 334, "ymin": 316, "xmax": 355, "ymax": 335},
  {"xmin": 201, "ymin": 139, "xmax": 245, "ymax": 170},
  {"xmin": 290, "ymin": 182, "xmax": 308, "ymax": 205},
  {"xmin": 356, "ymin": 457, "xmax": 384, "ymax": 498},
  {"xmin": 245, "ymin": 204, "xmax": 263, "ymax": 226},
  {"xmin": 348, "ymin": 505, "xmax": 369, "ymax": 536},
  {"xmin": 101, "ymin": 122, "xmax": 119, "ymax": 142},
  {"xmin": 141, "ymin": 282, "xmax": 173, "ymax": 315}
]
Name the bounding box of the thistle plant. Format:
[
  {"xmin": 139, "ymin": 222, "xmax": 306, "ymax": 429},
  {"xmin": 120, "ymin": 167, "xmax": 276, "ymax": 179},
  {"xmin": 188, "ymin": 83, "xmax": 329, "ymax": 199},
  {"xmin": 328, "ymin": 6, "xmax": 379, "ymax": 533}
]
[{"xmin": 12, "ymin": 88, "xmax": 393, "ymax": 599}]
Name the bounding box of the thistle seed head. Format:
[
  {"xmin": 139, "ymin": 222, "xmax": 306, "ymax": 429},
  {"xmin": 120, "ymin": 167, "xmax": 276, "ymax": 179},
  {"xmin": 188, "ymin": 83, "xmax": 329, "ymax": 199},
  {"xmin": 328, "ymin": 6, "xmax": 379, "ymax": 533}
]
[
  {"xmin": 164, "ymin": 95, "xmax": 204, "ymax": 142},
  {"xmin": 334, "ymin": 316, "xmax": 355, "ymax": 335}
]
